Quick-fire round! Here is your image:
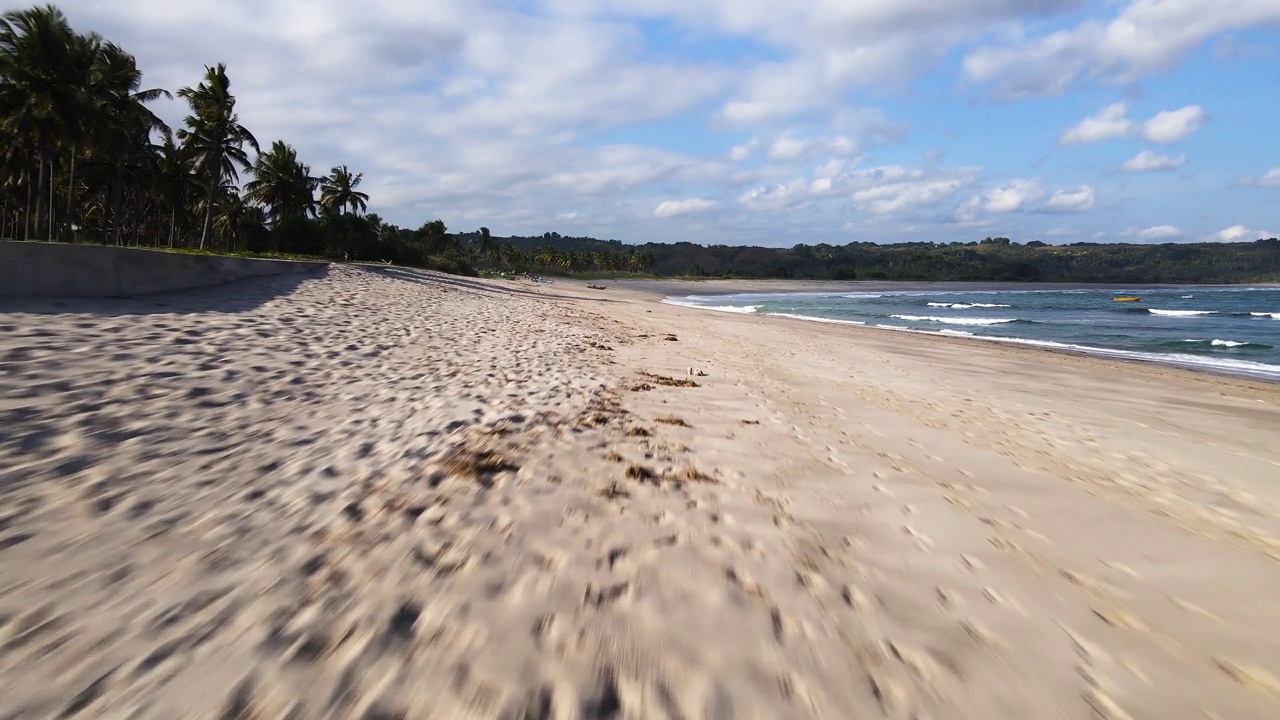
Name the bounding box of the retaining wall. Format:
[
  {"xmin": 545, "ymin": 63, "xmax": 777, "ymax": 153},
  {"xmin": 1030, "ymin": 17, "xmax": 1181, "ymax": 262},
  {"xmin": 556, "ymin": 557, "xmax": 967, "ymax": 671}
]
[{"xmin": 0, "ymin": 241, "xmax": 329, "ymax": 297}]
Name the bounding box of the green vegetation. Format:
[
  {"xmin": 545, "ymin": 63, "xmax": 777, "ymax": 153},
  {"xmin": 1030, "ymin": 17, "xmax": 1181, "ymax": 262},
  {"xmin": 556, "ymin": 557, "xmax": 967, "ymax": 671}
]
[
  {"xmin": 488, "ymin": 234, "xmax": 1280, "ymax": 284},
  {"xmin": 2, "ymin": 4, "xmax": 1274, "ymax": 284}
]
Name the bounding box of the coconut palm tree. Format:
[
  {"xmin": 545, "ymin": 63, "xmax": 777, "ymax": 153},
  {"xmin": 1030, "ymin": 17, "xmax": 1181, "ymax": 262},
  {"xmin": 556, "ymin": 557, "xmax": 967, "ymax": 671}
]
[
  {"xmin": 476, "ymin": 226, "xmax": 501, "ymax": 265},
  {"xmin": 244, "ymin": 140, "xmax": 317, "ymax": 222},
  {"xmin": 0, "ymin": 4, "xmax": 83, "ymax": 240},
  {"xmin": 213, "ymin": 189, "xmax": 263, "ymax": 250},
  {"xmin": 177, "ymin": 63, "xmax": 258, "ymax": 248},
  {"xmin": 318, "ymin": 165, "xmax": 368, "ymax": 216},
  {"xmin": 89, "ymin": 41, "xmax": 169, "ymax": 243},
  {"xmin": 153, "ymin": 135, "xmax": 198, "ymax": 246}
]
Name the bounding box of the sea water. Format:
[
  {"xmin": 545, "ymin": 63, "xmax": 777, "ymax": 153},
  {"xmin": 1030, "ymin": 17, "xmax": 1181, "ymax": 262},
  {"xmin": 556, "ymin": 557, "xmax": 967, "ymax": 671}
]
[{"xmin": 664, "ymin": 287, "xmax": 1280, "ymax": 381}]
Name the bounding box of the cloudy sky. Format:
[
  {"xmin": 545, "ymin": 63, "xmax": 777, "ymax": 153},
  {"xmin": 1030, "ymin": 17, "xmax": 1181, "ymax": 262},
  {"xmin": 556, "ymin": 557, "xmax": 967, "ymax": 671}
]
[{"xmin": 16, "ymin": 0, "xmax": 1280, "ymax": 245}]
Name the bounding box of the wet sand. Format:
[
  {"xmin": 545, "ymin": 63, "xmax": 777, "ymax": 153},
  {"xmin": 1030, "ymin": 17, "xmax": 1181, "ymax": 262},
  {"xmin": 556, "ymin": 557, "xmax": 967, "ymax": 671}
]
[{"xmin": 2, "ymin": 266, "xmax": 1279, "ymax": 718}]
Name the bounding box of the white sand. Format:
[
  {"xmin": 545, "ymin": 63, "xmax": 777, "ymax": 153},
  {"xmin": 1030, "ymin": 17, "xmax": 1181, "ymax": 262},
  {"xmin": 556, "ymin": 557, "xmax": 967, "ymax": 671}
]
[{"xmin": 2, "ymin": 266, "xmax": 1280, "ymax": 719}]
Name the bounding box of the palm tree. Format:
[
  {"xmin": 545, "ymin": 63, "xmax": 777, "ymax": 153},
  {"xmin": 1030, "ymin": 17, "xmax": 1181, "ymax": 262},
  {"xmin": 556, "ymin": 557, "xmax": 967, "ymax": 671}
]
[
  {"xmin": 534, "ymin": 245, "xmax": 558, "ymax": 269},
  {"xmin": 244, "ymin": 140, "xmax": 316, "ymax": 221},
  {"xmin": 0, "ymin": 5, "xmax": 82, "ymax": 240},
  {"xmin": 213, "ymin": 189, "xmax": 263, "ymax": 250},
  {"xmin": 90, "ymin": 41, "xmax": 169, "ymax": 243},
  {"xmin": 476, "ymin": 226, "xmax": 500, "ymax": 265},
  {"xmin": 177, "ymin": 63, "xmax": 258, "ymax": 248},
  {"xmin": 153, "ymin": 135, "xmax": 198, "ymax": 246},
  {"xmin": 318, "ymin": 165, "xmax": 368, "ymax": 216}
]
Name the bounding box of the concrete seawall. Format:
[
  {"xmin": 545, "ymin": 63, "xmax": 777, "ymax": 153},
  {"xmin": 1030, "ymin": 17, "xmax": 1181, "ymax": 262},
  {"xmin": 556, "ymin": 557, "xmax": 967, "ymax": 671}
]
[{"xmin": 0, "ymin": 241, "xmax": 329, "ymax": 297}]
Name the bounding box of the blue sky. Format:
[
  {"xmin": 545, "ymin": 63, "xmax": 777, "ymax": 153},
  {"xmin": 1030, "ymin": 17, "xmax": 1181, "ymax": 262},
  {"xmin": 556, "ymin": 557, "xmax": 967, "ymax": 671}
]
[{"xmin": 10, "ymin": 0, "xmax": 1280, "ymax": 246}]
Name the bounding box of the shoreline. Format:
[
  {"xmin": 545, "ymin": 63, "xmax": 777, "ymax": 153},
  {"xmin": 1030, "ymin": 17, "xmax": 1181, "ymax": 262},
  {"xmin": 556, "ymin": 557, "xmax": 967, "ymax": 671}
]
[
  {"xmin": 609, "ymin": 280, "xmax": 1280, "ymax": 384},
  {"xmin": 681, "ymin": 303, "xmax": 1280, "ymax": 384},
  {"xmin": 607, "ymin": 277, "xmax": 1280, "ymax": 297}
]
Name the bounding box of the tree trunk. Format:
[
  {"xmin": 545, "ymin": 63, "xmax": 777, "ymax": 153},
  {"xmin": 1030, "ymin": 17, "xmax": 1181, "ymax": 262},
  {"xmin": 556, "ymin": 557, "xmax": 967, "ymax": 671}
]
[
  {"xmin": 48, "ymin": 160, "xmax": 55, "ymax": 242},
  {"xmin": 110, "ymin": 160, "xmax": 125, "ymax": 245},
  {"xmin": 199, "ymin": 174, "xmax": 217, "ymax": 250},
  {"xmin": 169, "ymin": 208, "xmax": 176, "ymax": 248},
  {"xmin": 64, "ymin": 148, "xmax": 77, "ymax": 242},
  {"xmin": 23, "ymin": 168, "xmax": 32, "ymax": 241},
  {"xmin": 33, "ymin": 150, "xmax": 46, "ymax": 241}
]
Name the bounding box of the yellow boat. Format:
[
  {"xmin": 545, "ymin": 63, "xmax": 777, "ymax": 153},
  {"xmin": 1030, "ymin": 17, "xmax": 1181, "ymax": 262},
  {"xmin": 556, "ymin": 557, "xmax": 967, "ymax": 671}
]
[{"xmin": 1112, "ymin": 297, "xmax": 1141, "ymax": 302}]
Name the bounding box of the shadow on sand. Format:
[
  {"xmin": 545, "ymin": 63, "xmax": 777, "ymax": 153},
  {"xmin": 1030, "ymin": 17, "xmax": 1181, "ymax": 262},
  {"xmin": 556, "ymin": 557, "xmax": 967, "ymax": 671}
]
[
  {"xmin": 0, "ymin": 267, "xmax": 330, "ymax": 316},
  {"xmin": 361, "ymin": 265, "xmax": 620, "ymax": 303},
  {"xmin": 0, "ymin": 264, "xmax": 617, "ymax": 318}
]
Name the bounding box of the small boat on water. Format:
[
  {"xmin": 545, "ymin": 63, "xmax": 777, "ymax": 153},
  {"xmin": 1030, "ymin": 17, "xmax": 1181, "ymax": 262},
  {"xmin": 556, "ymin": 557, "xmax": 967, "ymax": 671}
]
[{"xmin": 1112, "ymin": 297, "xmax": 1141, "ymax": 302}]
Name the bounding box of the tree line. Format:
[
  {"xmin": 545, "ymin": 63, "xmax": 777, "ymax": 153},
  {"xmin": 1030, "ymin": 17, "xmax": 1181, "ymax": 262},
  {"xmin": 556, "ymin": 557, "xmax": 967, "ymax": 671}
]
[
  {"xmin": 501, "ymin": 235, "xmax": 1280, "ymax": 284},
  {"xmin": 0, "ymin": 4, "xmax": 654, "ymax": 276}
]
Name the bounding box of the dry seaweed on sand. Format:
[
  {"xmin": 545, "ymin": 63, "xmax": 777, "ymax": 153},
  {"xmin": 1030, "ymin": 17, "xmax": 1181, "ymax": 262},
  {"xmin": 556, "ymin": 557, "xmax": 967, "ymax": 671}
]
[
  {"xmin": 440, "ymin": 443, "xmax": 520, "ymax": 481},
  {"xmin": 625, "ymin": 464, "xmax": 657, "ymax": 482},
  {"xmin": 677, "ymin": 465, "xmax": 717, "ymax": 484},
  {"xmin": 637, "ymin": 371, "xmax": 700, "ymax": 388}
]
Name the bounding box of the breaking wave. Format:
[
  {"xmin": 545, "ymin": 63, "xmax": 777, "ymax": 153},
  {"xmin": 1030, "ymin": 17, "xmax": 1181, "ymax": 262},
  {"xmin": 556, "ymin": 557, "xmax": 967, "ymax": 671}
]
[{"xmin": 892, "ymin": 315, "xmax": 1018, "ymax": 326}]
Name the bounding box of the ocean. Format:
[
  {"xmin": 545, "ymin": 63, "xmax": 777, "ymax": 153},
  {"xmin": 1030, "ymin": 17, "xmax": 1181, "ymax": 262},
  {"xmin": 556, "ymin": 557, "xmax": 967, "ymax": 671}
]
[{"xmin": 664, "ymin": 287, "xmax": 1280, "ymax": 381}]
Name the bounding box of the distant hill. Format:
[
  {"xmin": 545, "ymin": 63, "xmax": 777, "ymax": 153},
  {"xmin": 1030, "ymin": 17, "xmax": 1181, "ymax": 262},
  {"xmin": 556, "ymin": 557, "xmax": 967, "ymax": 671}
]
[{"xmin": 456, "ymin": 233, "xmax": 1280, "ymax": 284}]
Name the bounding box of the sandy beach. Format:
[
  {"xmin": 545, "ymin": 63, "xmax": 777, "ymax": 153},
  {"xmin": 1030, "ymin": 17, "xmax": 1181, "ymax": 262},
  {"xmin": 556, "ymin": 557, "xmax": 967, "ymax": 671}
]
[{"xmin": 3, "ymin": 266, "xmax": 1280, "ymax": 719}]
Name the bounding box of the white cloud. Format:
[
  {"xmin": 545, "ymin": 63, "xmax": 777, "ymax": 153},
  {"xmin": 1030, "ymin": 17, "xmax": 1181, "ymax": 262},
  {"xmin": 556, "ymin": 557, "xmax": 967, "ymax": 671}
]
[
  {"xmin": 738, "ymin": 179, "xmax": 813, "ymax": 212},
  {"xmin": 1121, "ymin": 150, "xmax": 1187, "ymax": 172},
  {"xmin": 1140, "ymin": 105, "xmax": 1207, "ymax": 144},
  {"xmin": 1042, "ymin": 185, "xmax": 1096, "ymax": 213},
  {"xmin": 729, "ymin": 138, "xmax": 759, "ymax": 161},
  {"xmin": 739, "ymin": 164, "xmax": 978, "ymax": 217},
  {"xmin": 1060, "ymin": 104, "xmax": 1207, "ymax": 147},
  {"xmin": 1059, "ymin": 103, "xmax": 1133, "ymax": 145},
  {"xmin": 827, "ymin": 135, "xmax": 860, "ymax": 157},
  {"xmin": 767, "ymin": 135, "xmax": 813, "ymax": 161},
  {"xmin": 1211, "ymin": 225, "xmax": 1270, "ymax": 242},
  {"xmin": 1243, "ymin": 168, "xmax": 1280, "ymax": 188},
  {"xmin": 813, "ymin": 158, "xmax": 849, "ymax": 180},
  {"xmin": 762, "ymin": 134, "xmax": 862, "ymax": 163},
  {"xmin": 962, "ymin": 178, "xmax": 1045, "ymax": 217},
  {"xmin": 852, "ymin": 178, "xmax": 969, "ymax": 215},
  {"xmin": 1137, "ymin": 224, "xmax": 1182, "ymax": 239},
  {"xmin": 963, "ymin": 0, "xmax": 1280, "ymax": 97},
  {"xmin": 654, "ymin": 198, "xmax": 717, "ymax": 218}
]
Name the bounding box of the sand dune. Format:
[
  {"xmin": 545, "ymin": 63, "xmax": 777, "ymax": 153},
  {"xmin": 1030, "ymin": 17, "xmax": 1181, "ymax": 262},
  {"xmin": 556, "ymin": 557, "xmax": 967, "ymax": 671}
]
[{"xmin": 2, "ymin": 267, "xmax": 1279, "ymax": 718}]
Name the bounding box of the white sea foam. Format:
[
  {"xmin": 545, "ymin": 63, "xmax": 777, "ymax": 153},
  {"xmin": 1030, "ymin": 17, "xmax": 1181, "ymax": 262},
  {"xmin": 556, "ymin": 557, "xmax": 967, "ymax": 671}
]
[
  {"xmin": 939, "ymin": 329, "xmax": 976, "ymax": 336},
  {"xmin": 662, "ymin": 299, "xmax": 760, "ymax": 314},
  {"xmin": 927, "ymin": 302, "xmax": 1010, "ymax": 309},
  {"xmin": 877, "ymin": 326, "xmax": 1280, "ymax": 380},
  {"xmin": 842, "ymin": 294, "xmax": 882, "ymax": 299},
  {"xmin": 1184, "ymin": 339, "xmax": 1254, "ymax": 348},
  {"xmin": 1149, "ymin": 309, "xmax": 1216, "ymax": 316},
  {"xmin": 995, "ymin": 341, "xmax": 1280, "ymax": 380},
  {"xmin": 766, "ymin": 313, "xmax": 866, "ymax": 326},
  {"xmin": 893, "ymin": 315, "xmax": 1017, "ymax": 326},
  {"xmin": 1251, "ymin": 312, "xmax": 1280, "ymax": 319}
]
